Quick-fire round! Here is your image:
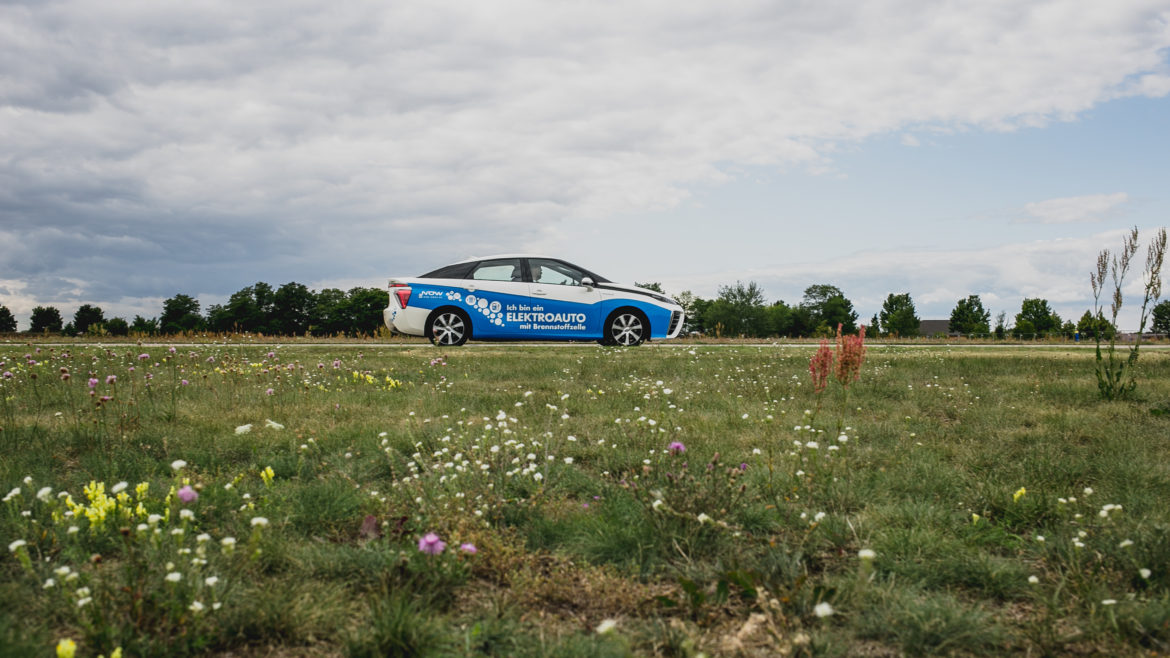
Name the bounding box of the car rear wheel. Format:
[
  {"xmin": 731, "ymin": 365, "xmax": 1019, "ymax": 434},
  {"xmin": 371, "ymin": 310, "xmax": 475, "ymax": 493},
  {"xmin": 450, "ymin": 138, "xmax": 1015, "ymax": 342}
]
[
  {"xmin": 603, "ymin": 309, "xmax": 647, "ymax": 346},
  {"xmin": 427, "ymin": 308, "xmax": 470, "ymax": 346}
]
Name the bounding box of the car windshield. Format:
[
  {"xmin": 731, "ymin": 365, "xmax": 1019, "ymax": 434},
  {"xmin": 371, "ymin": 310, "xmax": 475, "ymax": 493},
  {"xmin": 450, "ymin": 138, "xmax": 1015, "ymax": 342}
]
[{"xmin": 529, "ymin": 258, "xmax": 586, "ymax": 286}]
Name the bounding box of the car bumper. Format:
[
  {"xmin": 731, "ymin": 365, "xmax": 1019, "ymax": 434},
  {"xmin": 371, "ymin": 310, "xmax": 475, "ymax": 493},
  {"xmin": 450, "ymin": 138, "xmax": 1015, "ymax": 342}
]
[{"xmin": 384, "ymin": 305, "xmax": 429, "ymax": 338}]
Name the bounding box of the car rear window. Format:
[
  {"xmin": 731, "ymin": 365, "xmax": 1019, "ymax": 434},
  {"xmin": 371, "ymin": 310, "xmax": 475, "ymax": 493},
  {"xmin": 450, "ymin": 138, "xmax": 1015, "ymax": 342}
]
[
  {"xmin": 470, "ymin": 258, "xmax": 523, "ymax": 282},
  {"xmin": 420, "ymin": 262, "xmax": 476, "ymax": 279}
]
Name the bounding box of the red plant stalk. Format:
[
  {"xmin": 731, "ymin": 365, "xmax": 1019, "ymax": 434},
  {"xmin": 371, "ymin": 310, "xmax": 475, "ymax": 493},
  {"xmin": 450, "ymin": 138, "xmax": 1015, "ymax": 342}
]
[
  {"xmin": 833, "ymin": 323, "xmax": 867, "ymax": 388},
  {"xmin": 809, "ymin": 339, "xmax": 833, "ymax": 395}
]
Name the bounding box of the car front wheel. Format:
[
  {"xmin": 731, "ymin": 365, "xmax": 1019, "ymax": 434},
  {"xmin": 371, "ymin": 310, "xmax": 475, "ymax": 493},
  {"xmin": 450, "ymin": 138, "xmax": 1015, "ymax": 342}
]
[
  {"xmin": 427, "ymin": 309, "xmax": 470, "ymax": 346},
  {"xmin": 603, "ymin": 309, "xmax": 647, "ymax": 346}
]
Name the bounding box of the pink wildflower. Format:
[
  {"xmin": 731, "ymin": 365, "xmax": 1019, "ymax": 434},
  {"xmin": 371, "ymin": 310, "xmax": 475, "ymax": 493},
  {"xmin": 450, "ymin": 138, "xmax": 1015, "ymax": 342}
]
[
  {"xmin": 418, "ymin": 532, "xmax": 446, "ymax": 555},
  {"xmin": 668, "ymin": 441, "xmax": 686, "ymax": 455},
  {"xmin": 460, "ymin": 543, "xmax": 477, "ymax": 554},
  {"xmin": 106, "ymin": 375, "xmax": 117, "ymax": 384},
  {"xmin": 87, "ymin": 378, "xmax": 99, "ymax": 389},
  {"xmin": 177, "ymin": 485, "xmax": 198, "ymax": 504}
]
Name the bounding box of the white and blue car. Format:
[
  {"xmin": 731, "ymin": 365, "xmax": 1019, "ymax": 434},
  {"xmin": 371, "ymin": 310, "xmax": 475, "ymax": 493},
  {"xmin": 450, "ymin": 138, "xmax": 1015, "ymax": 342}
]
[{"xmin": 384, "ymin": 255, "xmax": 684, "ymax": 346}]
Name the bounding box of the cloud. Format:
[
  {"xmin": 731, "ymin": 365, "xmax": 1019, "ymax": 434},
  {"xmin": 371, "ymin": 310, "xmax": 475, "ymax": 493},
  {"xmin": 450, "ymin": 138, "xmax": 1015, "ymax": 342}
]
[
  {"xmin": 1, "ymin": 1, "xmax": 1169, "ymax": 328},
  {"xmin": 1020, "ymin": 193, "xmax": 1131, "ymax": 223}
]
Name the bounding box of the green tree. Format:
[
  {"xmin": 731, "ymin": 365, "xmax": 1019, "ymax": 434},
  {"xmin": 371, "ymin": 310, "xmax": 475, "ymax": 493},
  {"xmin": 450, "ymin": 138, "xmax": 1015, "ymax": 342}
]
[
  {"xmin": 221, "ymin": 284, "xmax": 270, "ymax": 333},
  {"xmin": 800, "ymin": 284, "xmax": 857, "ymax": 335},
  {"xmin": 73, "ymin": 304, "xmax": 105, "ymax": 335},
  {"xmin": 130, "ymin": 315, "xmax": 159, "ymax": 335},
  {"xmin": 764, "ymin": 301, "xmax": 793, "ymax": 336},
  {"xmin": 879, "ymin": 293, "xmax": 920, "ymax": 337},
  {"xmin": 819, "ymin": 295, "xmax": 858, "ymax": 335},
  {"xmin": 1076, "ymin": 310, "xmax": 1115, "ymax": 340},
  {"xmin": 29, "ymin": 306, "xmax": 63, "ymax": 333},
  {"xmin": 0, "ymin": 305, "xmax": 16, "ymax": 332},
  {"xmin": 703, "ymin": 281, "xmax": 768, "ymax": 337},
  {"xmin": 346, "ymin": 287, "xmax": 388, "ymax": 336},
  {"xmin": 634, "ymin": 282, "xmax": 665, "ymax": 294},
  {"xmin": 948, "ymin": 295, "xmax": 991, "ymax": 335},
  {"xmin": 687, "ymin": 297, "xmax": 713, "ymax": 334},
  {"xmin": 672, "ymin": 290, "xmax": 701, "ymax": 333},
  {"xmin": 271, "ymin": 282, "xmax": 316, "ymax": 335},
  {"xmin": 204, "ymin": 304, "xmax": 232, "ymax": 333},
  {"xmin": 1014, "ymin": 298, "xmax": 1061, "ymax": 338},
  {"xmin": 160, "ymin": 294, "xmax": 203, "ymax": 334},
  {"xmin": 801, "ymin": 284, "xmax": 844, "ymax": 310},
  {"xmin": 310, "ymin": 288, "xmax": 349, "ymax": 336},
  {"xmin": 788, "ymin": 305, "xmax": 815, "ymax": 337},
  {"xmin": 105, "ymin": 317, "xmax": 129, "ymax": 336},
  {"xmin": 994, "ymin": 311, "xmax": 1007, "ymax": 340},
  {"xmin": 1152, "ymin": 300, "xmax": 1170, "ymax": 335}
]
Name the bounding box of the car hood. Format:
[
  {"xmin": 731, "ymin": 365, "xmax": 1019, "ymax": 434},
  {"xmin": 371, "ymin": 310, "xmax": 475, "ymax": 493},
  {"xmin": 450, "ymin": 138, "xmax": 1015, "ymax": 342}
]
[{"xmin": 600, "ymin": 282, "xmax": 679, "ymax": 306}]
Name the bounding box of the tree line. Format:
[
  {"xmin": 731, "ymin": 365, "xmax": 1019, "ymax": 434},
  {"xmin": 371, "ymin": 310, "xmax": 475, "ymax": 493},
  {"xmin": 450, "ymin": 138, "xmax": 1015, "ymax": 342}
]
[
  {"xmin": 3, "ymin": 279, "xmax": 1169, "ymax": 338},
  {"xmin": 1, "ymin": 283, "xmax": 388, "ymax": 337},
  {"xmin": 635, "ymin": 281, "xmax": 1170, "ymax": 339}
]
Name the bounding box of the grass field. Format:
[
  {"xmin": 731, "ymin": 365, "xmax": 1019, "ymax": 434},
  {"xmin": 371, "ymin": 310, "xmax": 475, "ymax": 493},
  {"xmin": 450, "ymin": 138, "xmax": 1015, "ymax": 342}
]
[{"xmin": 3, "ymin": 340, "xmax": 1170, "ymax": 656}]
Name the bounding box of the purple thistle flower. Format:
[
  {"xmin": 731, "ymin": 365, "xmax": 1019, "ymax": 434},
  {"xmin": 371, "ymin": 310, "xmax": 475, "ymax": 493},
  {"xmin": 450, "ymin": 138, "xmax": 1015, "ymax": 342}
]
[
  {"xmin": 418, "ymin": 532, "xmax": 446, "ymax": 555},
  {"xmin": 181, "ymin": 379, "xmax": 189, "ymax": 386},
  {"xmin": 106, "ymin": 375, "xmax": 117, "ymax": 384},
  {"xmin": 668, "ymin": 441, "xmax": 686, "ymax": 455},
  {"xmin": 265, "ymin": 388, "xmax": 274, "ymax": 396},
  {"xmin": 87, "ymin": 378, "xmax": 99, "ymax": 389},
  {"xmin": 177, "ymin": 485, "xmax": 198, "ymax": 504},
  {"xmin": 138, "ymin": 353, "xmax": 150, "ymax": 361},
  {"xmin": 460, "ymin": 542, "xmax": 477, "ymax": 554}
]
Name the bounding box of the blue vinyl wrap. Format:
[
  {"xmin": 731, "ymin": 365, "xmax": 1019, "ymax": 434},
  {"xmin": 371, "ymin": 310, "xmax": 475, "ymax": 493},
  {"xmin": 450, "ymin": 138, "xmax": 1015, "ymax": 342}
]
[{"xmin": 408, "ymin": 284, "xmax": 673, "ymax": 340}]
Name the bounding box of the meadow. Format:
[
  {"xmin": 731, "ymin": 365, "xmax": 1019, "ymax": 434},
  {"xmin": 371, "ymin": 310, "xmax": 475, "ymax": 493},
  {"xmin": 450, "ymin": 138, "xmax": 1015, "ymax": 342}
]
[{"xmin": 2, "ymin": 339, "xmax": 1170, "ymax": 657}]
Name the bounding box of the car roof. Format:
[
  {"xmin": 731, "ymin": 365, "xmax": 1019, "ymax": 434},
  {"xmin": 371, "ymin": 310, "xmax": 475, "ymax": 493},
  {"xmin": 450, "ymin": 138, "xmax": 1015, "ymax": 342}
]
[
  {"xmin": 425, "ymin": 255, "xmax": 612, "ymax": 283},
  {"xmin": 449, "ymin": 254, "xmax": 560, "ymax": 264}
]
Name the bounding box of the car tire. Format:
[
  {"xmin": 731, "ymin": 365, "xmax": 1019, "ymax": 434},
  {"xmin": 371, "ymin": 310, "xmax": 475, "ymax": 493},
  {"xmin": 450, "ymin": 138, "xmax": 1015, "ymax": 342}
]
[
  {"xmin": 426, "ymin": 308, "xmax": 470, "ymax": 346},
  {"xmin": 603, "ymin": 308, "xmax": 647, "ymax": 346}
]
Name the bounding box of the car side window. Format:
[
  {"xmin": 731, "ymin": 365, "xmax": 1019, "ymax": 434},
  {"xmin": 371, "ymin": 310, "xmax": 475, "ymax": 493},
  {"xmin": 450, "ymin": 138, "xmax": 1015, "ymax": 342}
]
[
  {"xmin": 529, "ymin": 259, "xmax": 584, "ymax": 286},
  {"xmin": 470, "ymin": 258, "xmax": 523, "ymax": 282}
]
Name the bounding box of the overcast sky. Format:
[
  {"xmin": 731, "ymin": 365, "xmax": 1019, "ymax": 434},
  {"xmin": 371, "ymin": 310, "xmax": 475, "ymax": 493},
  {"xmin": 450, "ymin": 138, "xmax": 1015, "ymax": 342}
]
[{"xmin": 2, "ymin": 0, "xmax": 1169, "ymax": 331}]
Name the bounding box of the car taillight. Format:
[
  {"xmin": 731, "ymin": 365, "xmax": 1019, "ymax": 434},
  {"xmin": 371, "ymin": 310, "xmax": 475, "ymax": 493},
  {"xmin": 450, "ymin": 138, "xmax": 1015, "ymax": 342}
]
[{"xmin": 390, "ymin": 283, "xmax": 412, "ymax": 308}]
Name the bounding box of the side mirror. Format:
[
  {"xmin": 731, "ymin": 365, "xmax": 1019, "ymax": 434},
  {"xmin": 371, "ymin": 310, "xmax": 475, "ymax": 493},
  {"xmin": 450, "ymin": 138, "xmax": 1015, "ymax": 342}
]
[{"xmin": 581, "ymin": 277, "xmax": 595, "ymax": 290}]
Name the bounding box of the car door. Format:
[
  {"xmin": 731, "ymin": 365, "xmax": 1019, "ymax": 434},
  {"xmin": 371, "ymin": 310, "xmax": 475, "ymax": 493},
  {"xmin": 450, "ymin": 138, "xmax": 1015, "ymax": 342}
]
[
  {"xmin": 523, "ymin": 258, "xmax": 602, "ymax": 339},
  {"xmin": 459, "ymin": 258, "xmax": 529, "ymax": 339}
]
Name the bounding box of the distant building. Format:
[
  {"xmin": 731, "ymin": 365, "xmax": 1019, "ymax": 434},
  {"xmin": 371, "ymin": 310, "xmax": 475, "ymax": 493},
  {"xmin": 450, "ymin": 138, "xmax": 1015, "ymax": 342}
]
[{"xmin": 918, "ymin": 320, "xmax": 957, "ymax": 337}]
